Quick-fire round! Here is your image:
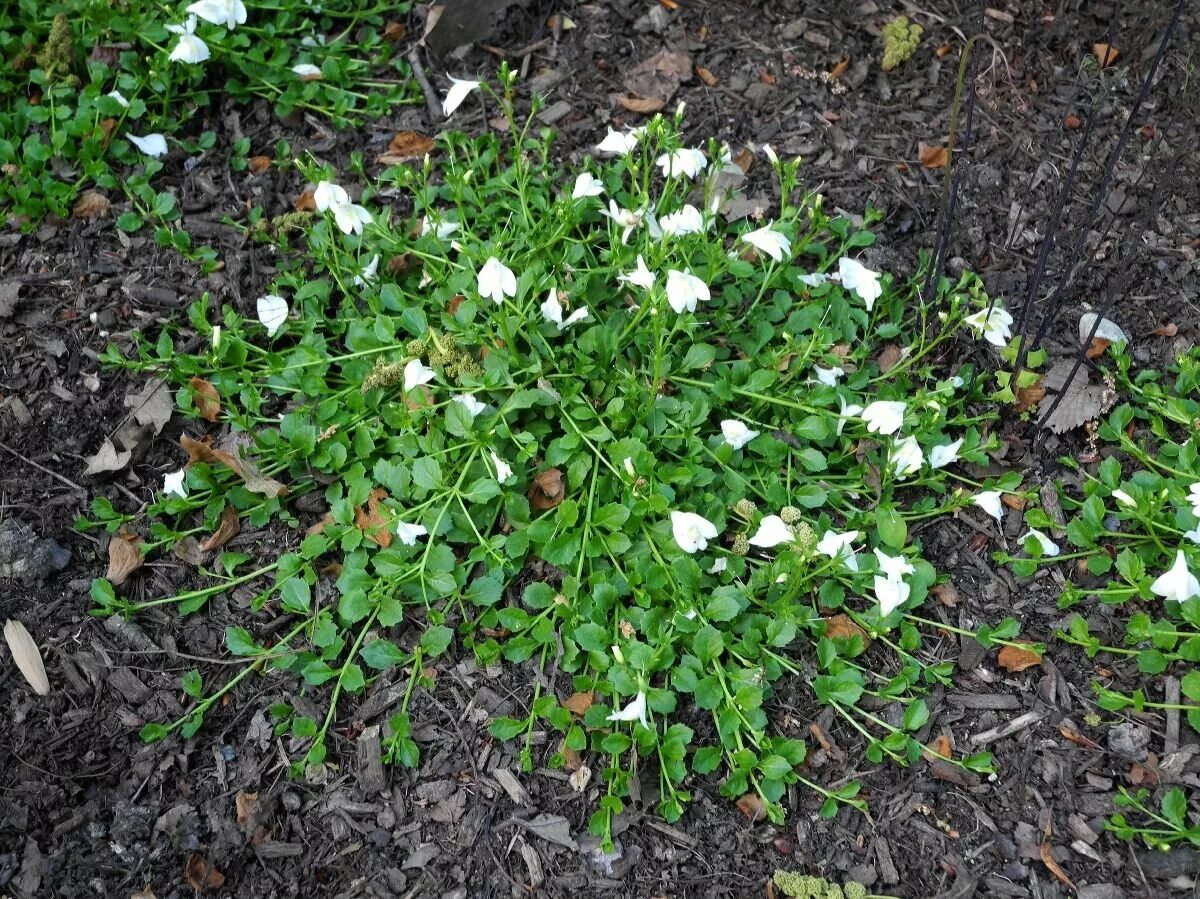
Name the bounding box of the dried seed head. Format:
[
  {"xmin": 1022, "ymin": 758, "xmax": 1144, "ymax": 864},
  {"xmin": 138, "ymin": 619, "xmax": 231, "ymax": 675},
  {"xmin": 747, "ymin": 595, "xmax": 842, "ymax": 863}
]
[
  {"xmin": 361, "ymin": 358, "xmax": 406, "ymax": 392},
  {"xmin": 731, "ymin": 533, "xmax": 750, "ymax": 556},
  {"xmin": 732, "ymin": 498, "xmax": 757, "ymax": 519},
  {"xmin": 779, "ymin": 505, "xmax": 802, "ymax": 524}
]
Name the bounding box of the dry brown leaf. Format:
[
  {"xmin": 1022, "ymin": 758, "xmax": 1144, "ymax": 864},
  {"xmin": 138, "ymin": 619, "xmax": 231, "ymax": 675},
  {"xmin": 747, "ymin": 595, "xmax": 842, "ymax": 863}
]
[
  {"xmin": 1085, "ymin": 337, "xmax": 1111, "ymax": 359},
  {"xmin": 99, "ymin": 117, "xmax": 119, "ymax": 144},
  {"xmin": 1040, "ymin": 842, "xmax": 1077, "ymax": 892},
  {"xmin": 1129, "ymin": 760, "xmax": 1158, "ymax": 786},
  {"xmin": 293, "ymin": 190, "xmax": 317, "ymax": 212},
  {"xmin": 1014, "ymin": 380, "xmax": 1046, "ymax": 413},
  {"xmin": 1057, "ymin": 720, "xmax": 1102, "ymax": 750},
  {"xmin": 824, "ymin": 614, "xmax": 868, "ymax": 643},
  {"xmin": 185, "ymin": 853, "xmax": 225, "ymax": 893},
  {"xmin": 106, "ymin": 529, "xmax": 144, "ymax": 586},
  {"xmin": 1151, "ymin": 322, "xmax": 1178, "ymax": 337},
  {"xmin": 1037, "ymin": 359, "xmax": 1114, "ymax": 433},
  {"xmin": 130, "ymin": 886, "xmax": 157, "ymax": 899},
  {"xmin": 562, "ymin": 691, "xmax": 594, "ymax": 715},
  {"xmin": 997, "ymin": 642, "xmax": 1043, "ymax": 673},
  {"xmin": 736, "ymin": 792, "xmax": 765, "ymax": 822},
  {"xmin": 829, "ymin": 54, "xmax": 850, "ymax": 79},
  {"xmin": 72, "ymin": 190, "xmax": 111, "ymax": 220},
  {"xmin": 173, "ymin": 537, "xmax": 207, "ymax": 566},
  {"xmin": 388, "ymin": 253, "xmax": 415, "ymax": 276},
  {"xmin": 1092, "ymin": 42, "xmax": 1118, "ymax": 67},
  {"xmin": 926, "ymin": 734, "xmax": 953, "ymax": 760},
  {"xmin": 247, "ymin": 155, "xmax": 271, "ymax": 174},
  {"xmin": 657, "ymin": 0, "xmax": 679, "ymax": 8},
  {"xmin": 382, "ymin": 20, "xmax": 407, "ymax": 42},
  {"xmin": 528, "ymin": 468, "xmax": 565, "ymax": 510},
  {"xmin": 1064, "ymin": 112, "xmax": 1082, "ymax": 129},
  {"xmin": 616, "ymin": 95, "xmax": 665, "ymax": 114},
  {"xmin": 935, "ymin": 42, "xmax": 953, "ymax": 58},
  {"xmin": 732, "ymin": 147, "xmax": 754, "ymax": 174},
  {"xmin": 1001, "ymin": 493, "xmax": 1028, "ymax": 511},
  {"xmin": 696, "ymin": 65, "xmax": 719, "ymax": 87},
  {"xmin": 930, "ymin": 582, "xmax": 959, "ymax": 607},
  {"xmin": 200, "ymin": 505, "xmax": 241, "ymax": 553},
  {"xmin": 354, "ymin": 487, "xmax": 393, "ymax": 548},
  {"xmin": 918, "ymin": 142, "xmax": 949, "ymax": 169},
  {"xmin": 306, "ymin": 512, "xmax": 335, "ymax": 536},
  {"xmin": 180, "ymin": 435, "xmax": 288, "ymax": 498},
  {"xmin": 189, "ymin": 377, "xmax": 221, "ymax": 422},
  {"xmin": 377, "ymin": 130, "xmax": 435, "ymax": 166},
  {"xmin": 235, "ymin": 790, "xmax": 258, "ymax": 825},
  {"xmin": 4, "ymin": 619, "xmax": 50, "ymax": 696},
  {"xmin": 875, "ymin": 343, "xmax": 903, "ymax": 372}
]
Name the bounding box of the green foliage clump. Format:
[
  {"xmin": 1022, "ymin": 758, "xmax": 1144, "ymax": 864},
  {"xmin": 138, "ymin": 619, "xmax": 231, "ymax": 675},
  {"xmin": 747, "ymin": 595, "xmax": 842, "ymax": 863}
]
[
  {"xmin": 773, "ymin": 871, "xmax": 868, "ymax": 899},
  {"xmin": 881, "ymin": 16, "xmax": 923, "ymax": 71}
]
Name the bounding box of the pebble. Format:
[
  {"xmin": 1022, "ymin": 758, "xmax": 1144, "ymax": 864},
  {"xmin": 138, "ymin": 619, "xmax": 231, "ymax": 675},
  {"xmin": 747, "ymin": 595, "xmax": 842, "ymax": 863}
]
[
  {"xmin": 282, "ymin": 791, "xmax": 301, "ymax": 812},
  {"xmin": 1107, "ymin": 721, "xmax": 1151, "ymax": 760}
]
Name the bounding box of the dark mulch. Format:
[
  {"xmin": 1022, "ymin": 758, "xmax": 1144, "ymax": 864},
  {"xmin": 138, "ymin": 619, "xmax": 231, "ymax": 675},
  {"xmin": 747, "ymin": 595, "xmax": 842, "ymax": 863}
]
[{"xmin": 2, "ymin": 1, "xmax": 1198, "ymax": 897}]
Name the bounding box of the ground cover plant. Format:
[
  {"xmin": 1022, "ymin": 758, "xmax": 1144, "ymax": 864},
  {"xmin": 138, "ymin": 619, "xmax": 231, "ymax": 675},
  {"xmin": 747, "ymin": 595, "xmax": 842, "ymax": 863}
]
[
  {"xmin": 80, "ymin": 79, "xmax": 1040, "ymax": 847},
  {"xmin": 0, "ymin": 0, "xmax": 416, "ymax": 230}
]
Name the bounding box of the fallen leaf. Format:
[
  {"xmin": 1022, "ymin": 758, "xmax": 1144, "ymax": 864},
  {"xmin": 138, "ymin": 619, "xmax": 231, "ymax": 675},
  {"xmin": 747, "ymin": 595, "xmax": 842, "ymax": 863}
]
[
  {"xmin": 106, "ymin": 529, "xmax": 144, "ymax": 586},
  {"xmin": 1037, "ymin": 359, "xmax": 1115, "ymax": 433},
  {"xmin": 124, "ymin": 378, "xmax": 174, "ymax": 436},
  {"xmin": 1064, "ymin": 112, "xmax": 1082, "ymax": 129},
  {"xmin": 180, "ymin": 435, "xmax": 288, "ymax": 498},
  {"xmin": 562, "ymin": 691, "xmax": 594, "ymax": 715},
  {"xmin": 130, "ymin": 886, "xmax": 157, "ymax": 899},
  {"xmin": 568, "ymin": 764, "xmax": 591, "ymax": 792},
  {"xmin": 3, "ymin": 619, "xmax": 50, "ymax": 695},
  {"xmin": 235, "ymin": 790, "xmax": 258, "ymax": 825},
  {"xmin": 736, "ymin": 792, "xmax": 765, "ymax": 822},
  {"xmin": 1129, "ymin": 760, "xmax": 1158, "ymax": 786},
  {"xmin": 1057, "ymin": 720, "xmax": 1102, "ymax": 750},
  {"xmin": 1040, "ymin": 841, "xmax": 1077, "ymax": 892},
  {"xmin": 875, "ymin": 343, "xmax": 903, "ymax": 372},
  {"xmin": 72, "ymin": 190, "xmax": 111, "ymax": 220},
  {"xmin": 1014, "ymin": 380, "xmax": 1046, "ymax": 413},
  {"xmin": 1001, "ymin": 493, "xmax": 1028, "ymax": 510},
  {"xmin": 1085, "ymin": 337, "xmax": 1111, "ymax": 359},
  {"xmin": 184, "ymin": 853, "xmax": 224, "ymax": 893},
  {"xmin": 696, "ymin": 66, "xmax": 719, "ymax": 87},
  {"xmin": 616, "ymin": 95, "xmax": 665, "ymax": 114},
  {"xmin": 918, "ymin": 142, "xmax": 949, "ymax": 169},
  {"xmin": 930, "ymin": 582, "xmax": 959, "ymax": 607},
  {"xmin": 388, "ymin": 253, "xmax": 416, "ymax": 276},
  {"xmin": 99, "ymin": 117, "xmax": 119, "ymax": 144},
  {"xmin": 829, "ymin": 54, "xmax": 850, "ymax": 79},
  {"xmin": 377, "ymin": 131, "xmax": 435, "ymax": 166},
  {"xmin": 354, "ymin": 487, "xmax": 393, "ymax": 548},
  {"xmin": 824, "ymin": 614, "xmax": 868, "ymax": 642},
  {"xmin": 247, "ymin": 155, "xmax": 271, "ymax": 174},
  {"xmin": 935, "ymin": 42, "xmax": 953, "ymax": 58},
  {"xmin": 382, "ymin": 20, "xmax": 407, "ymax": 41},
  {"xmin": 997, "ymin": 642, "xmax": 1043, "ymax": 673},
  {"xmin": 926, "ymin": 734, "xmax": 953, "ymax": 759},
  {"xmin": 83, "ymin": 438, "xmax": 132, "ymax": 475},
  {"xmin": 199, "ymin": 505, "xmax": 240, "ymax": 552},
  {"xmin": 928, "ymin": 758, "xmax": 976, "ymax": 787},
  {"xmin": 1151, "ymin": 322, "xmax": 1178, "ymax": 337},
  {"xmin": 732, "ymin": 147, "xmax": 754, "ymax": 174},
  {"xmin": 189, "ymin": 377, "xmax": 221, "ymax": 422},
  {"xmin": 759, "ymin": 69, "xmax": 777, "ymax": 85},
  {"xmin": 306, "ymin": 512, "xmax": 335, "ymax": 536},
  {"xmin": 657, "ymin": 0, "xmax": 679, "ymax": 8},
  {"xmin": 515, "ymin": 813, "xmax": 578, "ymax": 850},
  {"xmin": 1092, "ymin": 42, "xmax": 1118, "ymax": 67},
  {"xmin": 173, "ymin": 537, "xmax": 207, "ymax": 566},
  {"xmin": 528, "ymin": 468, "xmax": 565, "ymax": 510},
  {"xmin": 293, "ymin": 190, "xmax": 317, "ymax": 212}
]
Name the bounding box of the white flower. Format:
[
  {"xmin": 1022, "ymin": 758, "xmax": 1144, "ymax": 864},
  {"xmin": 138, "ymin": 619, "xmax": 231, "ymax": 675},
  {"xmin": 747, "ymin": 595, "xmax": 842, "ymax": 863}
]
[
  {"xmin": 596, "ymin": 127, "xmax": 642, "ymax": 156},
  {"xmin": 813, "ymin": 366, "xmax": 843, "ymax": 386},
  {"xmin": 741, "ymin": 225, "xmax": 792, "ymax": 262},
  {"xmin": 749, "ymin": 515, "xmax": 794, "ymax": 548},
  {"xmin": 762, "ymin": 143, "xmax": 779, "ymax": 164},
  {"xmin": 720, "ymin": 419, "xmax": 759, "ymax": 450},
  {"xmin": 837, "ymin": 395, "xmax": 864, "ymax": 436},
  {"xmin": 861, "ymin": 400, "xmax": 906, "ymax": 435},
  {"xmin": 1023, "ymin": 528, "xmax": 1061, "ymax": 557},
  {"xmin": 1188, "ymin": 483, "xmax": 1200, "ymax": 520},
  {"xmin": 333, "ymin": 201, "xmax": 372, "ymax": 236},
  {"xmin": 353, "ymin": 254, "xmax": 380, "ymax": 287},
  {"xmin": 163, "ymin": 469, "xmax": 188, "ymax": 498},
  {"xmin": 817, "ymin": 530, "xmax": 859, "ymax": 570},
  {"xmin": 403, "ymin": 359, "xmax": 436, "ymax": 392},
  {"xmin": 396, "ymin": 521, "xmax": 428, "ymax": 546},
  {"xmin": 973, "ymin": 490, "xmax": 1004, "ymax": 523},
  {"xmin": 1111, "ymin": 489, "xmax": 1135, "ymax": 507},
  {"xmin": 601, "ymin": 201, "xmax": 647, "ymax": 244},
  {"xmin": 891, "ymin": 435, "xmax": 924, "ymax": 479},
  {"xmin": 665, "ymin": 269, "xmax": 709, "ymax": 314},
  {"xmin": 477, "ymin": 257, "xmax": 517, "ymax": 305},
  {"xmin": 623, "ymin": 457, "xmax": 636, "ymax": 477},
  {"xmin": 659, "ymin": 204, "xmax": 705, "ymax": 237},
  {"xmin": 606, "ymin": 691, "xmax": 648, "ymax": 728},
  {"xmin": 708, "ymin": 558, "xmax": 727, "ymax": 574},
  {"xmin": 619, "ymin": 255, "xmax": 655, "ymax": 290},
  {"xmin": 874, "ymin": 549, "xmax": 915, "ymax": 581},
  {"xmin": 571, "ymin": 172, "xmax": 605, "ymax": 199},
  {"xmin": 1184, "ymin": 527, "xmax": 1200, "ymax": 545},
  {"xmin": 656, "ymin": 148, "xmax": 707, "ymax": 179},
  {"xmin": 107, "ymin": 90, "xmax": 130, "ymax": 108},
  {"xmin": 964, "ymin": 306, "xmax": 1014, "ymax": 347},
  {"xmin": 798, "ymin": 272, "xmax": 829, "ymax": 287},
  {"xmin": 540, "ymin": 289, "xmax": 589, "ymax": 331},
  {"xmin": 929, "ymin": 438, "xmax": 964, "ymax": 470},
  {"xmin": 874, "ymin": 574, "xmax": 910, "ymax": 616},
  {"xmin": 187, "ymin": 0, "xmax": 246, "ymax": 29},
  {"xmin": 166, "ymin": 17, "xmax": 209, "ymax": 64},
  {"xmin": 128, "ymin": 133, "xmax": 168, "ymax": 157},
  {"xmin": 313, "ymin": 181, "xmax": 349, "ymax": 212},
  {"xmin": 420, "ymin": 217, "xmax": 459, "ymax": 240},
  {"xmin": 291, "ymin": 63, "xmax": 323, "ymax": 80},
  {"xmin": 256, "ymin": 294, "xmax": 288, "ymax": 336},
  {"xmin": 442, "ymin": 74, "xmax": 481, "ymax": 117},
  {"xmin": 490, "ymin": 451, "xmax": 514, "ymax": 483},
  {"xmin": 838, "ymin": 257, "xmax": 883, "ymax": 310},
  {"xmin": 452, "ymin": 394, "xmax": 488, "ymax": 418},
  {"xmin": 1150, "ymin": 550, "xmax": 1200, "ymax": 604},
  {"xmin": 671, "ymin": 511, "xmax": 718, "ymax": 554}
]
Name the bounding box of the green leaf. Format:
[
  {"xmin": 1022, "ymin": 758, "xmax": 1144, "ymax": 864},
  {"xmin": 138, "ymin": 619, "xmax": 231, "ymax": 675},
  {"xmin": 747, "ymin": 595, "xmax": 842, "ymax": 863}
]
[
  {"xmin": 490, "ymin": 716, "xmax": 528, "ymax": 741},
  {"xmin": 759, "ymin": 754, "xmax": 793, "ymax": 780},
  {"xmin": 875, "ymin": 506, "xmax": 907, "ymax": 548},
  {"xmin": 280, "ymin": 576, "xmax": 311, "ymax": 614},
  {"xmin": 411, "ymin": 457, "xmax": 443, "ymax": 491},
  {"xmin": 181, "ymin": 669, "xmax": 203, "ymax": 698},
  {"xmin": 361, "ymin": 639, "xmax": 408, "ymax": 669},
  {"xmin": 226, "ymin": 626, "xmax": 260, "ymax": 656},
  {"xmin": 420, "ymin": 624, "xmax": 454, "ymax": 657}
]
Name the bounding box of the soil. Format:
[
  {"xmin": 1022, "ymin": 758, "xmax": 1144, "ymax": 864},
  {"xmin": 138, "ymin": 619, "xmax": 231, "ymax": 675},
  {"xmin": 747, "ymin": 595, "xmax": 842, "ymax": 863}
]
[{"xmin": 2, "ymin": 1, "xmax": 1199, "ymax": 898}]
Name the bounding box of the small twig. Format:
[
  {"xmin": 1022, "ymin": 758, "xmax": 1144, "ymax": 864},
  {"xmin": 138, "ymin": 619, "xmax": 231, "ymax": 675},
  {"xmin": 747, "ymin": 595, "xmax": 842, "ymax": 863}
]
[
  {"xmin": 407, "ymin": 47, "xmax": 444, "ymax": 121},
  {"xmin": 0, "ymin": 440, "xmax": 84, "ymax": 492}
]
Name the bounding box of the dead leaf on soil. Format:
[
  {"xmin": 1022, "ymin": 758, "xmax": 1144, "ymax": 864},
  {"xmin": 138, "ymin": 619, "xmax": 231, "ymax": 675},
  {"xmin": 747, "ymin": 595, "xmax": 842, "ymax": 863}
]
[
  {"xmin": 732, "ymin": 147, "xmax": 754, "ymax": 174},
  {"xmin": 1013, "ymin": 379, "xmax": 1046, "ymax": 413},
  {"xmin": 1092, "ymin": 42, "xmax": 1118, "ymax": 67},
  {"xmin": 736, "ymin": 792, "xmax": 766, "ymax": 822},
  {"xmin": 180, "ymin": 435, "xmax": 288, "ymax": 498},
  {"xmin": 875, "ymin": 343, "xmax": 903, "ymax": 372},
  {"xmin": 569, "ymin": 764, "xmax": 591, "ymax": 793},
  {"xmin": 516, "ymin": 813, "xmax": 578, "ymax": 850},
  {"xmin": 823, "ymin": 614, "xmax": 868, "ymax": 643},
  {"xmin": 83, "ymin": 437, "xmax": 132, "ymax": 475},
  {"xmin": 3, "ymin": 619, "xmax": 50, "ymax": 695},
  {"xmin": 1039, "ymin": 840, "xmax": 1077, "ymax": 892},
  {"xmin": 377, "ymin": 131, "xmax": 436, "ymax": 166},
  {"xmin": 354, "ymin": 487, "xmax": 393, "ymax": 548},
  {"xmin": 1057, "ymin": 720, "xmax": 1102, "ymax": 750},
  {"xmin": 1001, "ymin": 493, "xmax": 1027, "ymax": 511},
  {"xmin": 616, "ymin": 94, "xmax": 665, "ymax": 114},
  {"xmin": 189, "ymin": 377, "xmax": 221, "ymax": 422},
  {"xmin": 1151, "ymin": 322, "xmax": 1178, "ymax": 337},
  {"xmin": 528, "ymin": 468, "xmax": 565, "ymax": 510},
  {"xmin": 930, "ymin": 582, "xmax": 959, "ymax": 607},
  {"xmin": 1085, "ymin": 337, "xmax": 1111, "ymax": 359},
  {"xmin": 918, "ymin": 142, "xmax": 949, "ymax": 169},
  {"xmin": 562, "ymin": 691, "xmax": 594, "ymax": 715},
  {"xmin": 829, "ymin": 54, "xmax": 850, "ymax": 79},
  {"xmin": 293, "ymin": 190, "xmax": 317, "ymax": 212},
  {"xmin": 184, "ymin": 853, "xmax": 225, "ymax": 893},
  {"xmin": 620, "ymin": 48, "xmax": 692, "ymax": 113},
  {"xmin": 925, "ymin": 734, "xmax": 953, "ymax": 760},
  {"xmin": 382, "ymin": 20, "xmax": 407, "ymax": 41},
  {"xmin": 235, "ymin": 790, "xmax": 259, "ymax": 825},
  {"xmin": 173, "ymin": 536, "xmax": 207, "ymax": 566},
  {"xmin": 1036, "ymin": 359, "xmax": 1115, "ymax": 434},
  {"xmin": 1064, "ymin": 112, "xmax": 1082, "ymax": 129},
  {"xmin": 124, "ymin": 378, "xmax": 174, "ymax": 436},
  {"xmin": 106, "ymin": 529, "xmax": 144, "ymax": 586},
  {"xmin": 696, "ymin": 65, "xmax": 719, "ymax": 87},
  {"xmin": 247, "ymin": 155, "xmax": 271, "ymax": 174},
  {"xmin": 130, "ymin": 886, "xmax": 157, "ymax": 899},
  {"xmin": 200, "ymin": 505, "xmax": 240, "ymax": 552},
  {"xmin": 72, "ymin": 190, "xmax": 111, "ymax": 219},
  {"xmin": 997, "ymin": 641, "xmax": 1043, "ymax": 673}
]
